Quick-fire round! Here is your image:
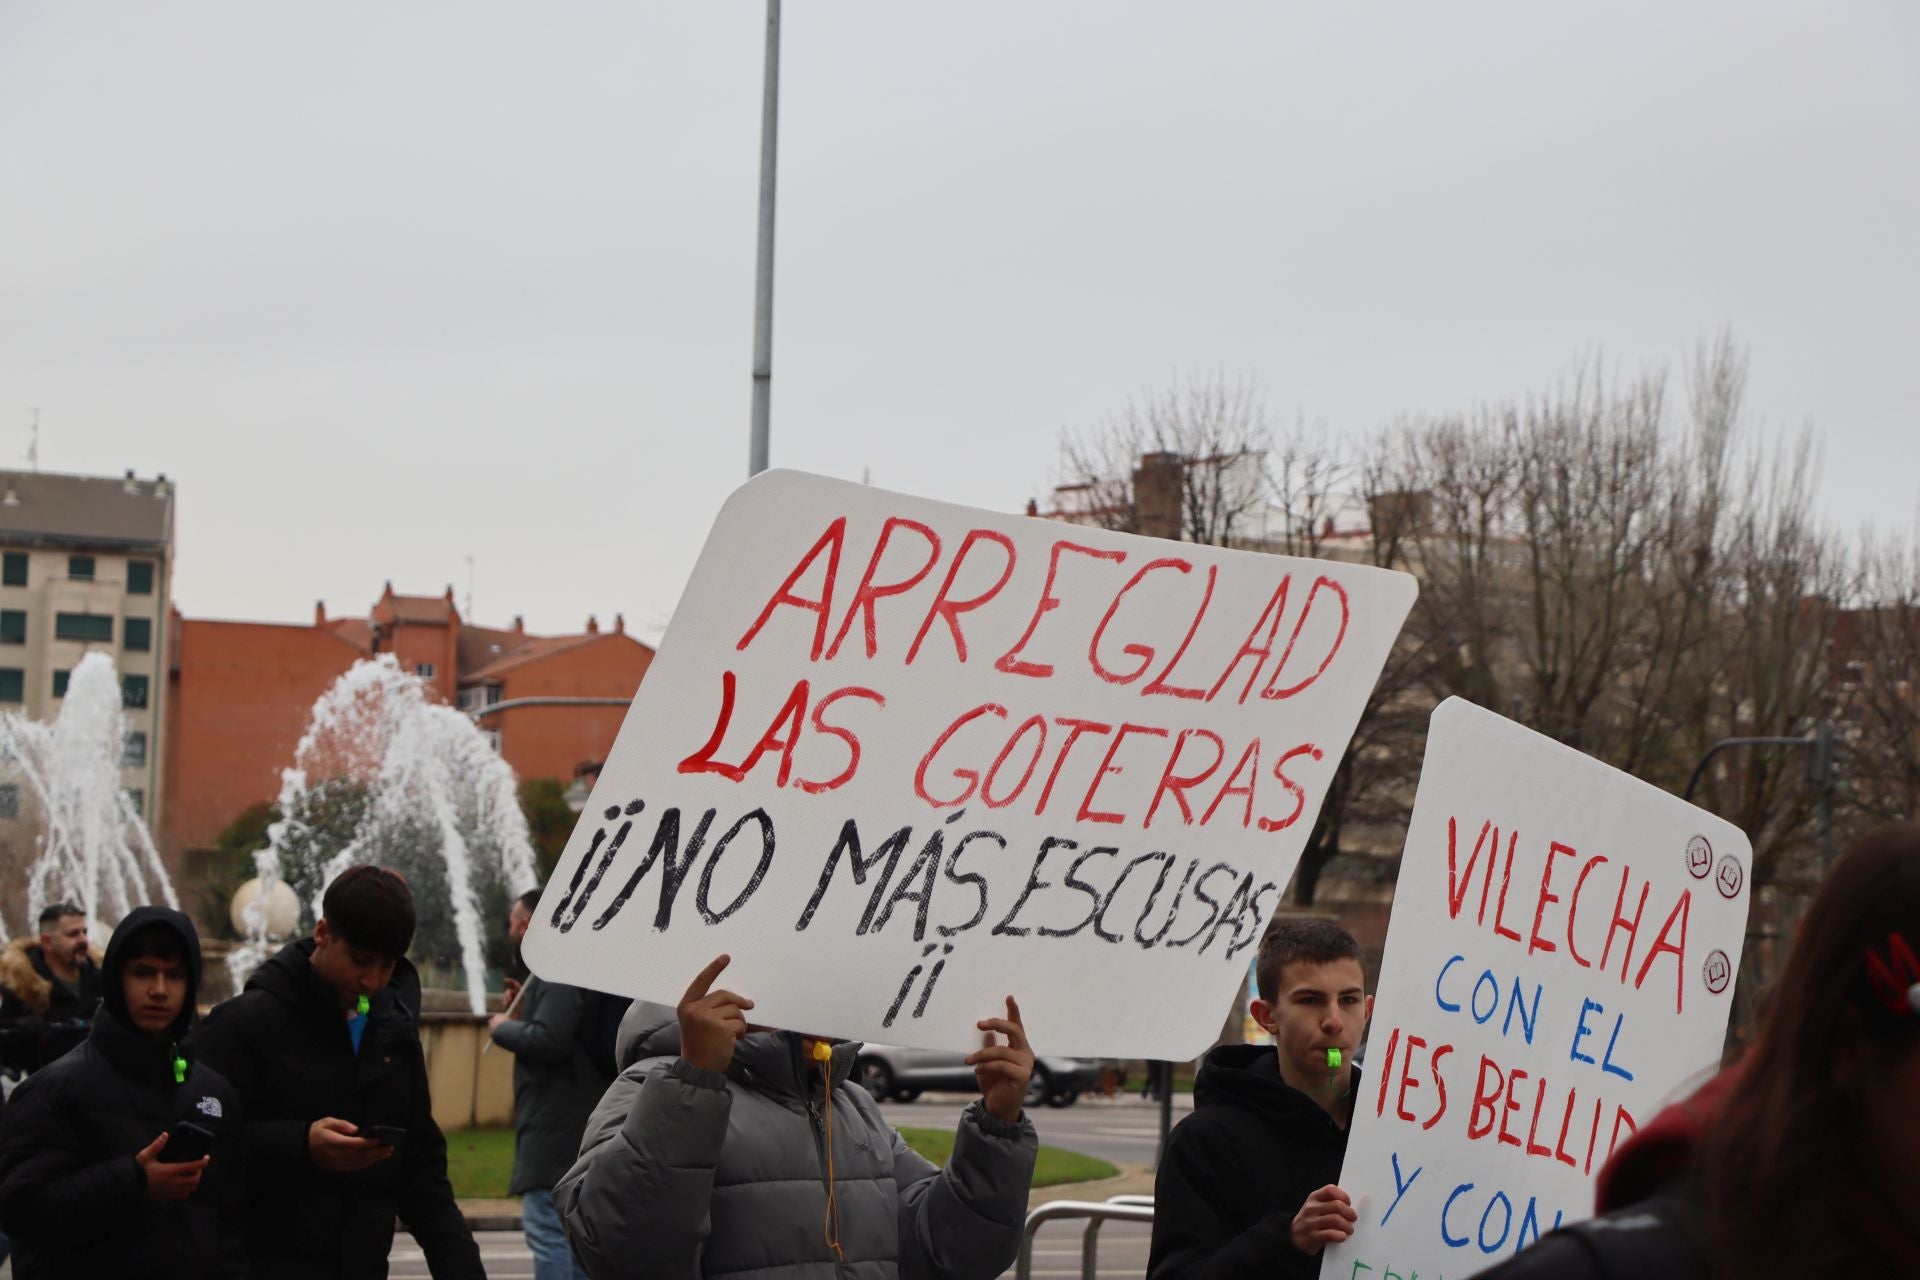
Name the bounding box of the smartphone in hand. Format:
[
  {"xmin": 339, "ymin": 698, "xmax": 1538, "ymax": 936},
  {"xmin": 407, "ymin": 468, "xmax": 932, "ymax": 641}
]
[
  {"xmin": 159, "ymin": 1120, "xmax": 216, "ymax": 1164},
  {"xmin": 355, "ymin": 1124, "xmax": 407, "ymax": 1148}
]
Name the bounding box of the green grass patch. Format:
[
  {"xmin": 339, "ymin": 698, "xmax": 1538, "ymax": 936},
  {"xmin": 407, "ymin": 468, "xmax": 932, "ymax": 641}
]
[
  {"xmin": 446, "ymin": 1127, "xmax": 516, "ymax": 1199},
  {"xmin": 896, "ymin": 1126, "xmax": 1119, "ymax": 1188},
  {"xmin": 447, "ymin": 1124, "xmax": 1120, "ymax": 1199}
]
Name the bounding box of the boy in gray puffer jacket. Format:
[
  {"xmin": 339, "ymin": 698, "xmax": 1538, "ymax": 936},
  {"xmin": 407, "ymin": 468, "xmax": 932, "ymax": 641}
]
[{"xmin": 555, "ymin": 953, "xmax": 1039, "ymax": 1280}]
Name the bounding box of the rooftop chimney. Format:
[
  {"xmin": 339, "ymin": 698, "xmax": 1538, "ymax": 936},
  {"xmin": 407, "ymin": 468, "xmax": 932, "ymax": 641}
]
[
  {"xmin": 512, "ymin": 615, "xmax": 524, "ymax": 634},
  {"xmin": 585, "ymin": 615, "xmax": 600, "ymax": 636},
  {"xmin": 315, "ymin": 600, "xmax": 327, "ymax": 626},
  {"xmin": 1025, "ymin": 498, "xmax": 1039, "ymax": 517},
  {"xmin": 123, "ymin": 469, "xmax": 139, "ymax": 494},
  {"xmin": 613, "ymin": 613, "xmax": 626, "ymax": 635}
]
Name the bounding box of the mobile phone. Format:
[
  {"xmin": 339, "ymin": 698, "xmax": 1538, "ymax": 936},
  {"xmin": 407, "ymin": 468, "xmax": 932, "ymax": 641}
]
[
  {"xmin": 159, "ymin": 1120, "xmax": 215, "ymax": 1163},
  {"xmin": 356, "ymin": 1124, "xmax": 407, "ymax": 1148}
]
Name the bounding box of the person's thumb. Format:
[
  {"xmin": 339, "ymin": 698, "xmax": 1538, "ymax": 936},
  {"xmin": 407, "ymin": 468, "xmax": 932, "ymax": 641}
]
[{"xmin": 137, "ymin": 1132, "xmax": 168, "ymax": 1160}]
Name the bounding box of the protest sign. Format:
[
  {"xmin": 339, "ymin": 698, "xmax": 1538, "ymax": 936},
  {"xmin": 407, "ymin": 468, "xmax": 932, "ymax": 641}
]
[
  {"xmin": 1323, "ymin": 698, "xmax": 1752, "ymax": 1278},
  {"xmin": 522, "ymin": 470, "xmax": 1416, "ymax": 1058}
]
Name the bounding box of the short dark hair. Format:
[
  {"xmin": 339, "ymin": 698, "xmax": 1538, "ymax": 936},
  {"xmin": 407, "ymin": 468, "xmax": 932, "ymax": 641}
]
[
  {"xmin": 514, "ymin": 888, "xmax": 541, "ymax": 914},
  {"xmin": 322, "ymin": 866, "xmax": 416, "ymax": 958},
  {"xmin": 39, "ymin": 902, "xmax": 84, "ymax": 928},
  {"xmin": 1256, "ymin": 918, "xmax": 1363, "ymax": 1003},
  {"xmin": 120, "ymin": 923, "xmax": 188, "ymax": 967}
]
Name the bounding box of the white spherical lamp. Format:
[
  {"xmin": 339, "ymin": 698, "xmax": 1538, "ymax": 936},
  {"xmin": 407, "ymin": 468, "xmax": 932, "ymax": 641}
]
[{"xmin": 230, "ymin": 877, "xmax": 302, "ymax": 940}]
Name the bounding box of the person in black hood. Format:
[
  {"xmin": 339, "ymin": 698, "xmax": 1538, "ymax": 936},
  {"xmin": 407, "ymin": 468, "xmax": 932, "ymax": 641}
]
[
  {"xmin": 0, "ymin": 904, "xmax": 247, "ymax": 1279},
  {"xmin": 1148, "ymin": 919, "xmax": 1373, "ymax": 1280},
  {"xmin": 194, "ymin": 864, "xmax": 483, "ymax": 1280}
]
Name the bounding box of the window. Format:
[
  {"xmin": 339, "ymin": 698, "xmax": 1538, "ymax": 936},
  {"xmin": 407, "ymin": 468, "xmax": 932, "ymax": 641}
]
[
  {"xmin": 68, "ymin": 555, "xmax": 94, "ymax": 581},
  {"xmin": 123, "ymin": 731, "xmax": 147, "ymax": 767},
  {"xmin": 124, "ymin": 617, "xmax": 152, "ymax": 652},
  {"xmin": 0, "ymin": 784, "xmax": 17, "ymax": 819},
  {"xmin": 415, "ymin": 662, "xmax": 437, "ymax": 679},
  {"xmin": 55, "ymin": 613, "xmax": 114, "ymax": 643},
  {"xmin": 53, "ymin": 669, "xmax": 70, "ymax": 698},
  {"xmin": 127, "ymin": 560, "xmax": 154, "ymax": 595},
  {"xmin": 0, "ymin": 668, "xmax": 24, "ymax": 702},
  {"xmin": 2, "ymin": 553, "xmax": 24, "ymax": 587},
  {"xmin": 482, "ymin": 728, "xmax": 503, "ymax": 753},
  {"xmin": 0, "ymin": 610, "xmax": 22, "ymax": 645},
  {"xmin": 124, "ymin": 789, "xmax": 144, "ymax": 818},
  {"xmin": 121, "ymin": 674, "xmax": 148, "ymax": 709},
  {"xmin": 457, "ymin": 684, "xmax": 503, "ymax": 711}
]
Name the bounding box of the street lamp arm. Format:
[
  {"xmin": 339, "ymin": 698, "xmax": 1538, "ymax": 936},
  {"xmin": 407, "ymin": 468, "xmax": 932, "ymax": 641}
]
[
  {"xmin": 1682, "ymin": 735, "xmax": 1817, "ymax": 804},
  {"xmin": 466, "ymin": 696, "xmax": 632, "ymax": 722}
]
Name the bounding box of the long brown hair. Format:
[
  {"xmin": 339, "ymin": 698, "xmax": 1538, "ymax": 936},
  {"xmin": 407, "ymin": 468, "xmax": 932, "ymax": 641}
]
[{"xmin": 1695, "ymin": 823, "xmax": 1920, "ymax": 1276}]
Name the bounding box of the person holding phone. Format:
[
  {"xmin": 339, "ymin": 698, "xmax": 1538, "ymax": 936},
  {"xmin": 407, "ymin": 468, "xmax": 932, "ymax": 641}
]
[
  {"xmin": 0, "ymin": 905, "xmax": 246, "ymax": 1278},
  {"xmin": 196, "ymin": 864, "xmax": 483, "ymax": 1279}
]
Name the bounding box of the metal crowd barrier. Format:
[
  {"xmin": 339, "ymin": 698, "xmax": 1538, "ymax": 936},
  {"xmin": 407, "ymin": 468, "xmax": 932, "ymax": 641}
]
[{"xmin": 1015, "ymin": 1196, "xmax": 1156, "ymax": 1280}]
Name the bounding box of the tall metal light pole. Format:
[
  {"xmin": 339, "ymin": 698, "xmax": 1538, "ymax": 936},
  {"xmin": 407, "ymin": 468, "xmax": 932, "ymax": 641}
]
[{"xmin": 748, "ymin": 0, "xmax": 781, "ymax": 476}]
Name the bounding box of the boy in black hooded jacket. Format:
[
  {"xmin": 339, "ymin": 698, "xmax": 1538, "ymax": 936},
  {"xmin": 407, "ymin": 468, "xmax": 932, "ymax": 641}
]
[
  {"xmin": 1148, "ymin": 920, "xmax": 1373, "ymax": 1280},
  {"xmin": 0, "ymin": 904, "xmax": 248, "ymax": 1279},
  {"xmin": 195, "ymin": 865, "xmax": 482, "ymax": 1280}
]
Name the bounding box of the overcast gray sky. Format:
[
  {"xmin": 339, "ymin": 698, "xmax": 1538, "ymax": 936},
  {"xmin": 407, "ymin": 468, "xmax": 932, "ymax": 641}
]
[{"xmin": 2, "ymin": 2, "xmax": 1914, "ymax": 642}]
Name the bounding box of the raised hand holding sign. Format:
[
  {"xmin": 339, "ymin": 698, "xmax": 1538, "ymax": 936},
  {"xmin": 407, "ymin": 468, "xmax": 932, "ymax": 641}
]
[{"xmin": 524, "ymin": 471, "xmax": 1417, "ymax": 1060}]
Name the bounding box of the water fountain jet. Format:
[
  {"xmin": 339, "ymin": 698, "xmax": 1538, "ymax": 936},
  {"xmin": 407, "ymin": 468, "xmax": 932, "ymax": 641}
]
[
  {"xmin": 230, "ymin": 656, "xmax": 538, "ymax": 1012},
  {"xmin": 0, "ymin": 651, "xmax": 178, "ymax": 940}
]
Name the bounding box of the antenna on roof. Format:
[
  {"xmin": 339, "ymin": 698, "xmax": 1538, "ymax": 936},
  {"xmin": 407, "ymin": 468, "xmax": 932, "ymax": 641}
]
[
  {"xmin": 464, "ymin": 554, "xmax": 475, "ymax": 619},
  {"xmin": 26, "ymin": 409, "xmax": 39, "ymax": 472}
]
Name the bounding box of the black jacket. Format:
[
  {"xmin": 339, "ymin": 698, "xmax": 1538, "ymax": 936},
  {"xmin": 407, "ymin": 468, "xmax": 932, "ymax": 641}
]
[
  {"xmin": 1147, "ymin": 1045, "xmax": 1360, "ymax": 1280},
  {"xmin": 0, "ymin": 938, "xmax": 104, "ymax": 1074},
  {"xmin": 0, "ymin": 905, "xmax": 247, "ymax": 1279},
  {"xmin": 194, "ymin": 938, "xmax": 483, "ymax": 1280},
  {"xmin": 486, "ymin": 974, "xmax": 608, "ymax": 1194}
]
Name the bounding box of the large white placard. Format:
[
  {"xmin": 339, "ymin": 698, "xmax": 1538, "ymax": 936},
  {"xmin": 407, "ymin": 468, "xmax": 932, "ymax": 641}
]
[
  {"xmin": 523, "ymin": 470, "xmax": 1416, "ymax": 1058},
  {"xmin": 1324, "ymin": 698, "xmax": 1751, "ymax": 1278}
]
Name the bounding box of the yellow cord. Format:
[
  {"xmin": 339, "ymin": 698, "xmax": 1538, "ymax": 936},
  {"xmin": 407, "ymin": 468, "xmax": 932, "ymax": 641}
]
[{"xmin": 814, "ymin": 1042, "xmax": 844, "ymax": 1261}]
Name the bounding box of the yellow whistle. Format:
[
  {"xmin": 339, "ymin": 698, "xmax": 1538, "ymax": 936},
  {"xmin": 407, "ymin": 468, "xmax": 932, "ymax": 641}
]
[{"xmin": 812, "ymin": 1040, "xmax": 833, "ymax": 1063}]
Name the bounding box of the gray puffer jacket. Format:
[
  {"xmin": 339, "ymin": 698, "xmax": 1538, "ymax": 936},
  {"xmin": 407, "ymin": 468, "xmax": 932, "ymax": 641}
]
[{"xmin": 554, "ymin": 1001, "xmax": 1038, "ymax": 1280}]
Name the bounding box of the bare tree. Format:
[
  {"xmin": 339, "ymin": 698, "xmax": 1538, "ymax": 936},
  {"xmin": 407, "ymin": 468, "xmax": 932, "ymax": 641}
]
[
  {"xmin": 1054, "ymin": 371, "xmax": 1273, "ymax": 545},
  {"xmin": 1837, "ymin": 529, "xmax": 1920, "ymax": 827}
]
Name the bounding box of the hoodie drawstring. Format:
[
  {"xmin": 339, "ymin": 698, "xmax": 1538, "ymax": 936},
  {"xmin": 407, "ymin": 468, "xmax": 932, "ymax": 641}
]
[{"xmin": 813, "ymin": 1041, "xmax": 844, "ymax": 1261}]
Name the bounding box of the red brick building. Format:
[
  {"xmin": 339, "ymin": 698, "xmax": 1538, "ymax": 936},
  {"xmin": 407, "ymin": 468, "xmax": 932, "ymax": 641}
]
[{"xmin": 164, "ymin": 584, "xmax": 653, "ymax": 857}]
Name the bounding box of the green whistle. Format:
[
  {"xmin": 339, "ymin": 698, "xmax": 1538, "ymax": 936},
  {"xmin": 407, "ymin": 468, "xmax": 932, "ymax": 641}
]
[
  {"xmin": 173, "ymin": 1055, "xmax": 188, "ymax": 1084},
  {"xmin": 1326, "ymin": 1048, "xmax": 1343, "ymax": 1070},
  {"xmin": 357, "ymin": 994, "xmax": 371, "ymax": 1016}
]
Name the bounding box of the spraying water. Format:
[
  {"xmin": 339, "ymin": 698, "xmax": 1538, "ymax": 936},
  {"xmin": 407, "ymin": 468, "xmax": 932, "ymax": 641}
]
[
  {"xmin": 229, "ymin": 655, "xmax": 538, "ymax": 1012},
  {"xmin": 0, "ymin": 651, "xmax": 178, "ymax": 941}
]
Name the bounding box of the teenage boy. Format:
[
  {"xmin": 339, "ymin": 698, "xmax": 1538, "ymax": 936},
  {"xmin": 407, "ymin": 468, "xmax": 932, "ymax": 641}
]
[
  {"xmin": 1148, "ymin": 919, "xmax": 1373, "ymax": 1280},
  {"xmin": 555, "ymin": 953, "xmax": 1040, "ymax": 1278},
  {"xmin": 0, "ymin": 906, "xmax": 246, "ymax": 1278},
  {"xmin": 0, "ymin": 902, "xmax": 105, "ymax": 1075},
  {"xmin": 197, "ymin": 865, "xmax": 484, "ymax": 1279}
]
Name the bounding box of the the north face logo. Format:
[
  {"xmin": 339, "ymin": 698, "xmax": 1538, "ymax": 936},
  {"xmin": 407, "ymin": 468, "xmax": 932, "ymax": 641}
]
[{"xmin": 195, "ymin": 1096, "xmax": 223, "ymax": 1119}]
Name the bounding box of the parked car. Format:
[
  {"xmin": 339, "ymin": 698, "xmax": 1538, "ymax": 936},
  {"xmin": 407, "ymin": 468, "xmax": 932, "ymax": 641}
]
[{"xmin": 855, "ymin": 1043, "xmax": 1102, "ymax": 1107}]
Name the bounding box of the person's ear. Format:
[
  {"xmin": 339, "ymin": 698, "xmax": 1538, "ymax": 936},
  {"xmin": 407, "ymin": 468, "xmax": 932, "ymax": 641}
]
[
  {"xmin": 314, "ymin": 918, "xmax": 331, "ymax": 950},
  {"xmin": 1250, "ymin": 998, "xmax": 1278, "ymax": 1035},
  {"xmin": 1364, "ymin": 993, "xmax": 1375, "ymax": 1026}
]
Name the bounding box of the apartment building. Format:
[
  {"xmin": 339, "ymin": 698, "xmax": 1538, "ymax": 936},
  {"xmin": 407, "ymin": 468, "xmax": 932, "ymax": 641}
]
[{"xmin": 0, "ymin": 467, "xmax": 174, "ymax": 832}]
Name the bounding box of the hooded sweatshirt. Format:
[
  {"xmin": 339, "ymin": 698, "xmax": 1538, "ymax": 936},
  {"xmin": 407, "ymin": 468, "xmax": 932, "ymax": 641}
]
[
  {"xmin": 193, "ymin": 937, "xmax": 483, "ymax": 1280},
  {"xmin": 0, "ymin": 905, "xmax": 247, "ymax": 1279},
  {"xmin": 1147, "ymin": 1043, "xmax": 1362, "ymax": 1280},
  {"xmin": 553, "ymin": 999, "xmax": 1037, "ymax": 1280}
]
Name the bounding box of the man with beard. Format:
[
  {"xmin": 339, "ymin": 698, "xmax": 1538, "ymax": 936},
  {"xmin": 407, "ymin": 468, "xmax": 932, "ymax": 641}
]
[{"xmin": 0, "ymin": 902, "xmax": 105, "ymax": 1076}]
